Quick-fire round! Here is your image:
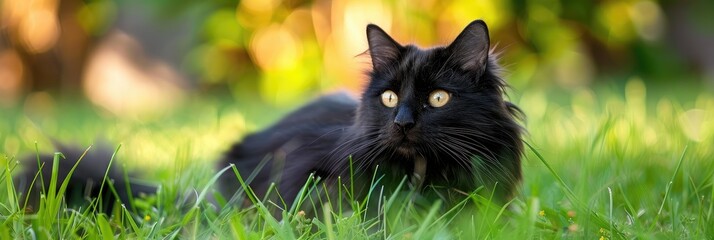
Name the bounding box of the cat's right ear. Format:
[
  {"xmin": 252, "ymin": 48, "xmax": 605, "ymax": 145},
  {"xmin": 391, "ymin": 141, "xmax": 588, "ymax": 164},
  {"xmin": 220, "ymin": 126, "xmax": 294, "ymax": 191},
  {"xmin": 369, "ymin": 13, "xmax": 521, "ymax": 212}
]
[
  {"xmin": 447, "ymin": 20, "xmax": 490, "ymax": 74},
  {"xmin": 367, "ymin": 24, "xmax": 402, "ymax": 71}
]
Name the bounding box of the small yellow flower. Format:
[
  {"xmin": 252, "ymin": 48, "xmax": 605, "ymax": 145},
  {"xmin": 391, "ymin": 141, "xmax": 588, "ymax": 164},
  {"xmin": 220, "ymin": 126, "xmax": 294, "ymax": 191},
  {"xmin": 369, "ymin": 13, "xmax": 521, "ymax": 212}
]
[
  {"xmin": 599, "ymin": 236, "xmax": 606, "ymax": 240},
  {"xmin": 539, "ymin": 210, "xmax": 545, "ymax": 217},
  {"xmin": 144, "ymin": 215, "xmax": 151, "ymax": 221}
]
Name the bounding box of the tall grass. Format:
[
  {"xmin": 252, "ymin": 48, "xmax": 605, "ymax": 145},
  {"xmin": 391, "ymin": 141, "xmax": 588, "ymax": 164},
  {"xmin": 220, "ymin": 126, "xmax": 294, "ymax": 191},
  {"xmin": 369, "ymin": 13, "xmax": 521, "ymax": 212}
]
[{"xmin": 1, "ymin": 81, "xmax": 712, "ymax": 238}]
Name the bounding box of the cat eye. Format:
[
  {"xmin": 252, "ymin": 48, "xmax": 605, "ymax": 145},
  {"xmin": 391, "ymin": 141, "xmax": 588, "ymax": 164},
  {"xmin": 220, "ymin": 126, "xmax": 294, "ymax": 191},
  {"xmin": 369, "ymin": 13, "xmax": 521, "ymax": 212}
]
[
  {"xmin": 381, "ymin": 90, "xmax": 398, "ymax": 108},
  {"xmin": 428, "ymin": 90, "xmax": 450, "ymax": 107}
]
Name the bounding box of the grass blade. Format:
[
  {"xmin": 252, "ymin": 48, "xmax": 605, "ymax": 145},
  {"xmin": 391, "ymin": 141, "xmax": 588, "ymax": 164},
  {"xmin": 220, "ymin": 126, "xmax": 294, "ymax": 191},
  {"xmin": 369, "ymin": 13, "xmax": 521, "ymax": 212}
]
[
  {"xmin": 650, "ymin": 146, "xmax": 688, "ymax": 231},
  {"xmin": 96, "ymin": 214, "xmax": 114, "ymax": 240}
]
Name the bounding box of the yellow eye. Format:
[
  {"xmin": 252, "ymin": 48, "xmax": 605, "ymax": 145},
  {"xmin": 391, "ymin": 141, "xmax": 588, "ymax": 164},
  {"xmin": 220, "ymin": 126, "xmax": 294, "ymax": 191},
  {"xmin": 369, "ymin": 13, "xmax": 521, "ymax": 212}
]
[
  {"xmin": 428, "ymin": 90, "xmax": 450, "ymax": 107},
  {"xmin": 381, "ymin": 90, "xmax": 398, "ymax": 108}
]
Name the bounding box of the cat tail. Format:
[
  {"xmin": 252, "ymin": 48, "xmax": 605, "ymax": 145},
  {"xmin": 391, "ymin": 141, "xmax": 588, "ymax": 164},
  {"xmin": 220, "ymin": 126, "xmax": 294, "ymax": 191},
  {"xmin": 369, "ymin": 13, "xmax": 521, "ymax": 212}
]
[{"xmin": 13, "ymin": 142, "xmax": 156, "ymax": 213}]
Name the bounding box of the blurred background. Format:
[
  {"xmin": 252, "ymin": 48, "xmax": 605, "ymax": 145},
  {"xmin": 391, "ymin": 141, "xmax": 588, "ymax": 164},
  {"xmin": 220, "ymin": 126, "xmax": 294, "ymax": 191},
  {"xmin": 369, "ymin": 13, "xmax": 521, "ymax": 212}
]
[{"xmin": 2, "ymin": 0, "xmax": 713, "ymax": 116}]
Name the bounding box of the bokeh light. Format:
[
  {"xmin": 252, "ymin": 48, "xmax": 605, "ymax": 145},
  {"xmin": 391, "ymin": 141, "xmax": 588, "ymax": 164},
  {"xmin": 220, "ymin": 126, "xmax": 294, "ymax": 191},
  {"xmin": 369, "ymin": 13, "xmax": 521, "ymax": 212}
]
[
  {"xmin": 0, "ymin": 0, "xmax": 711, "ymax": 115},
  {"xmin": 0, "ymin": 50, "xmax": 24, "ymax": 107}
]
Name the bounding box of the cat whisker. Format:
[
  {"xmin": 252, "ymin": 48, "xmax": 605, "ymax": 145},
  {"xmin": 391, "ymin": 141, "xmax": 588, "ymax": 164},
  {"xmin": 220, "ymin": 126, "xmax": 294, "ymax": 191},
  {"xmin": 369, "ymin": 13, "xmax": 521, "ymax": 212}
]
[{"xmin": 433, "ymin": 133, "xmax": 520, "ymax": 186}]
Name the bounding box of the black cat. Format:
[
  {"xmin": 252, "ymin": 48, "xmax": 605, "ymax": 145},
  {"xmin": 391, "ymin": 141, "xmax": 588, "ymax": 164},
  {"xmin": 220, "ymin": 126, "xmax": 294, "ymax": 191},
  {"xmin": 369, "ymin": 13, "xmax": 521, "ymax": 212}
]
[
  {"xmin": 16, "ymin": 20, "xmax": 524, "ymax": 214},
  {"xmin": 220, "ymin": 19, "xmax": 523, "ymax": 209}
]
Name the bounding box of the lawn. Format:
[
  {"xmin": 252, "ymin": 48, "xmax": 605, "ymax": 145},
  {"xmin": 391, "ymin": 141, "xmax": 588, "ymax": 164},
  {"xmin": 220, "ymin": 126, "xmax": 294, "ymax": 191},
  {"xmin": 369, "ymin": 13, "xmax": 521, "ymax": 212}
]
[{"xmin": 1, "ymin": 80, "xmax": 712, "ymax": 239}]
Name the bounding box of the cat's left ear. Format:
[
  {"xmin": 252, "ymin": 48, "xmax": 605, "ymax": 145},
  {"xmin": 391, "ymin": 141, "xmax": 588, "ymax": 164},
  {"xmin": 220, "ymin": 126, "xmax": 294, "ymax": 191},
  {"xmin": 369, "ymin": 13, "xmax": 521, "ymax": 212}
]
[
  {"xmin": 447, "ymin": 20, "xmax": 490, "ymax": 73},
  {"xmin": 367, "ymin": 24, "xmax": 403, "ymax": 71}
]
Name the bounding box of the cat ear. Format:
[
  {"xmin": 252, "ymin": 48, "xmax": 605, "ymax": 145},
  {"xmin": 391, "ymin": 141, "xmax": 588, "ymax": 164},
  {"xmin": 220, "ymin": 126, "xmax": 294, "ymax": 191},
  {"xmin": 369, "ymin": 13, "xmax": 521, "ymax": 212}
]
[
  {"xmin": 447, "ymin": 20, "xmax": 490, "ymax": 73},
  {"xmin": 367, "ymin": 24, "xmax": 402, "ymax": 71}
]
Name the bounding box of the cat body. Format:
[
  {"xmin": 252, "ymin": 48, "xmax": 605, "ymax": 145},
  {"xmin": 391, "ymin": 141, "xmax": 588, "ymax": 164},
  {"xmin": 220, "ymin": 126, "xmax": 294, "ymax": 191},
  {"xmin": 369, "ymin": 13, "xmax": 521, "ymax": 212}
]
[{"xmin": 219, "ymin": 93, "xmax": 357, "ymax": 206}]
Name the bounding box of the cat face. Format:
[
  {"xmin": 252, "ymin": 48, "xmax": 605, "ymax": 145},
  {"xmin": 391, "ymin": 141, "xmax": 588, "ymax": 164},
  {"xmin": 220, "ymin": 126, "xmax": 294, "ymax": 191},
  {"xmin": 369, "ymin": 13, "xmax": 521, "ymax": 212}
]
[{"xmin": 357, "ymin": 21, "xmax": 520, "ymax": 164}]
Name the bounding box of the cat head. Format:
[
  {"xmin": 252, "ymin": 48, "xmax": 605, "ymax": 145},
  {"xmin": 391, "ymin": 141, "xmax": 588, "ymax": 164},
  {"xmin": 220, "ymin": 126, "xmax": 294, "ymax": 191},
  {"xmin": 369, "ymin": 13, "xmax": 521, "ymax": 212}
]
[{"xmin": 356, "ymin": 20, "xmax": 522, "ymax": 164}]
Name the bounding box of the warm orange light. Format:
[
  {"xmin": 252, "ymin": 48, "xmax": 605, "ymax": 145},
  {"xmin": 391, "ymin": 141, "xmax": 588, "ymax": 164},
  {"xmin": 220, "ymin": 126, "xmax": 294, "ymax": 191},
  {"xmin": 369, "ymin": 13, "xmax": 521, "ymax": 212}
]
[
  {"xmin": 342, "ymin": 0, "xmax": 392, "ymax": 57},
  {"xmin": 18, "ymin": 8, "xmax": 60, "ymax": 53},
  {"xmin": 83, "ymin": 31, "xmax": 185, "ymax": 118},
  {"xmin": 0, "ymin": 50, "xmax": 24, "ymax": 107},
  {"xmin": 250, "ymin": 25, "xmax": 301, "ymax": 71}
]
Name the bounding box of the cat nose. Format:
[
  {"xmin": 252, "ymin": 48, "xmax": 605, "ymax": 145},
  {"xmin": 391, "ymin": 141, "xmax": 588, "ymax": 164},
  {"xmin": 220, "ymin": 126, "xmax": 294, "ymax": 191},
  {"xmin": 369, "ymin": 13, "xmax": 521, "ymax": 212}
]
[
  {"xmin": 394, "ymin": 118, "xmax": 414, "ymax": 130},
  {"xmin": 394, "ymin": 106, "xmax": 415, "ymax": 130}
]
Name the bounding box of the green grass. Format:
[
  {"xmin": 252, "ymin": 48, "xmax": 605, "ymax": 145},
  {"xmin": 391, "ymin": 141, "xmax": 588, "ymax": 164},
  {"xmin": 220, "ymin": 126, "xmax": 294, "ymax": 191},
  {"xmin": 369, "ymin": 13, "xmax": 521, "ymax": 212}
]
[{"xmin": 1, "ymin": 81, "xmax": 713, "ymax": 239}]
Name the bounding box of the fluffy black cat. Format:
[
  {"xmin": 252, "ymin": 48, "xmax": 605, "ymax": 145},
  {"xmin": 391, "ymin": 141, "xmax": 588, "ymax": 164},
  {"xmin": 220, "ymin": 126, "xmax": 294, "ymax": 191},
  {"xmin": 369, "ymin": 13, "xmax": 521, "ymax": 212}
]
[
  {"xmin": 219, "ymin": 19, "xmax": 524, "ymax": 209},
  {"xmin": 16, "ymin": 20, "xmax": 523, "ymax": 214}
]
